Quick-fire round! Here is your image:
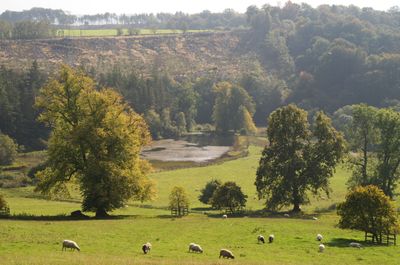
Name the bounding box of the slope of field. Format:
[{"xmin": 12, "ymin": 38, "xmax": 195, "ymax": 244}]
[
  {"xmin": 1, "ymin": 146, "xmax": 399, "ymax": 265},
  {"xmin": 0, "ymin": 31, "xmax": 255, "ymax": 77}
]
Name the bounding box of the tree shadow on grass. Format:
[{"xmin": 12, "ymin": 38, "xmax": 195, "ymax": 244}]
[
  {"xmin": 0, "ymin": 213, "xmax": 140, "ymax": 221},
  {"xmin": 326, "ymin": 238, "xmax": 378, "ymax": 248}
]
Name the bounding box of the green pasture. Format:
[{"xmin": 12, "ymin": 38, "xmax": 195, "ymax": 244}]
[{"xmin": 0, "ymin": 146, "xmax": 399, "ymax": 264}]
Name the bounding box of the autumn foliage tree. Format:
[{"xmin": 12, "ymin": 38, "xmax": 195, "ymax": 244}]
[
  {"xmin": 337, "ymin": 185, "xmax": 399, "ymax": 243},
  {"xmin": 169, "ymin": 186, "xmax": 190, "ymax": 216},
  {"xmin": 255, "ymin": 104, "xmax": 345, "ymax": 212},
  {"xmin": 35, "ymin": 66, "xmax": 155, "ymax": 217}
]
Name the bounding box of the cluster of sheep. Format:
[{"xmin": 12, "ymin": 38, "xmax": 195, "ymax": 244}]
[
  {"xmin": 257, "ymin": 234, "xmax": 274, "ymax": 244},
  {"xmin": 316, "ymin": 234, "xmax": 362, "ymax": 253}
]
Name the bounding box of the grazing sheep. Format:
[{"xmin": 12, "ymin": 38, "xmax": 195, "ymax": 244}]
[
  {"xmin": 188, "ymin": 243, "xmax": 203, "ymax": 253},
  {"xmin": 257, "ymin": 235, "xmax": 265, "ymax": 244},
  {"xmin": 142, "ymin": 242, "xmax": 152, "ymax": 254},
  {"xmin": 219, "ymin": 249, "xmax": 235, "ymax": 259},
  {"xmin": 312, "ymin": 217, "xmax": 318, "ymax": 220},
  {"xmin": 62, "ymin": 240, "xmax": 80, "ymax": 251},
  {"xmin": 349, "ymin": 242, "xmax": 362, "ymax": 248},
  {"xmin": 319, "ymin": 244, "xmax": 325, "ymax": 252},
  {"xmin": 316, "ymin": 234, "xmax": 323, "ymax": 241},
  {"xmin": 269, "ymin": 234, "xmax": 275, "ymax": 243},
  {"xmin": 284, "ymin": 213, "xmax": 290, "ymax": 218},
  {"xmin": 222, "ymin": 214, "xmax": 228, "ymax": 219}
]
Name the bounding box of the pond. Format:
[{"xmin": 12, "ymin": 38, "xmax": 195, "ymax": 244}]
[{"xmin": 141, "ymin": 134, "xmax": 235, "ymax": 162}]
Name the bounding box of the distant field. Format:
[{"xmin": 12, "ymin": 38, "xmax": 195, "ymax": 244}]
[
  {"xmin": 0, "ymin": 146, "xmax": 399, "ymax": 264},
  {"xmin": 56, "ymin": 28, "xmax": 213, "ymax": 37}
]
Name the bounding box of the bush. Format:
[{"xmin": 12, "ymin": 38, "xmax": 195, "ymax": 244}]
[
  {"xmin": 337, "ymin": 185, "xmax": 399, "ymax": 243},
  {"xmin": 0, "ymin": 194, "xmax": 10, "ymax": 216},
  {"xmin": 0, "ymin": 133, "xmax": 18, "ymax": 166},
  {"xmin": 199, "ymin": 179, "xmax": 221, "ymax": 205},
  {"xmin": 211, "ymin": 181, "xmax": 247, "ymax": 214}
]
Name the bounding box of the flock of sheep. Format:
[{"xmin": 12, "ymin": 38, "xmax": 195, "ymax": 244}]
[
  {"xmin": 61, "ymin": 216, "xmax": 363, "ymax": 259},
  {"xmin": 316, "ymin": 233, "xmax": 362, "ymax": 253}
]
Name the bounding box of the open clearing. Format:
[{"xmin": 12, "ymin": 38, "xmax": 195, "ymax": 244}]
[{"xmin": 0, "ymin": 146, "xmax": 399, "ymax": 265}]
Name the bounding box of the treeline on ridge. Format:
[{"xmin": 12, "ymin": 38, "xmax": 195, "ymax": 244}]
[{"xmin": 2, "ymin": 3, "xmax": 400, "ymax": 151}]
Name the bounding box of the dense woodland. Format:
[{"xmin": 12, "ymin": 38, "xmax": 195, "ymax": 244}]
[{"xmin": 1, "ymin": 3, "xmax": 400, "ymax": 151}]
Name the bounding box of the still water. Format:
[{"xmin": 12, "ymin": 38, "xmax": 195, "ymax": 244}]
[{"xmin": 141, "ymin": 134, "xmax": 235, "ymax": 162}]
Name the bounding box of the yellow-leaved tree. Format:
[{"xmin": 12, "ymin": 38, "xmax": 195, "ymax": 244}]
[{"xmin": 35, "ymin": 65, "xmax": 155, "ymax": 217}]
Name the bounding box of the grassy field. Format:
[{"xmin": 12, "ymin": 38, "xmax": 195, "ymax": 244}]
[
  {"xmin": 0, "ymin": 146, "xmax": 399, "ymax": 264},
  {"xmin": 56, "ymin": 28, "xmax": 213, "ymax": 37}
]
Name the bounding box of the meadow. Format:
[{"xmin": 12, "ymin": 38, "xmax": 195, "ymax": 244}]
[{"xmin": 0, "ymin": 146, "xmax": 399, "ymax": 264}]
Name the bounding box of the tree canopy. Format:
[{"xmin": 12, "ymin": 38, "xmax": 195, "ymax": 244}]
[
  {"xmin": 210, "ymin": 181, "xmax": 247, "ymax": 214},
  {"xmin": 198, "ymin": 179, "xmax": 221, "ymax": 205},
  {"xmin": 255, "ymin": 104, "xmax": 345, "ymax": 212},
  {"xmin": 35, "ymin": 65, "xmax": 154, "ymax": 217},
  {"xmin": 337, "ymin": 185, "xmax": 399, "ymax": 243}
]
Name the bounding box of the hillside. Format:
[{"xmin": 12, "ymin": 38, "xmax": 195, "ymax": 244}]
[{"xmin": 0, "ymin": 31, "xmax": 257, "ymax": 77}]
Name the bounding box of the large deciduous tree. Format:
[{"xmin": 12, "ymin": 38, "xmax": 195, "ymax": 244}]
[
  {"xmin": 373, "ymin": 108, "xmax": 400, "ymax": 198},
  {"xmin": 347, "ymin": 104, "xmax": 378, "ymax": 187},
  {"xmin": 35, "ymin": 65, "xmax": 155, "ymax": 217},
  {"xmin": 255, "ymin": 104, "xmax": 345, "ymax": 212},
  {"xmin": 337, "ymin": 185, "xmax": 399, "ymax": 243}
]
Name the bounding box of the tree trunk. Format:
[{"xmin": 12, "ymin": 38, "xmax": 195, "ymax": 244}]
[
  {"xmin": 95, "ymin": 208, "xmax": 109, "ymax": 218},
  {"xmin": 292, "ymin": 203, "xmax": 301, "ymax": 212},
  {"xmin": 292, "ymin": 185, "xmax": 301, "ymax": 212}
]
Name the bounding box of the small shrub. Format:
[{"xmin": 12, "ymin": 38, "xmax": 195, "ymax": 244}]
[
  {"xmin": 0, "ymin": 194, "xmax": 10, "ymax": 216},
  {"xmin": 0, "ymin": 133, "xmax": 18, "ymax": 166}
]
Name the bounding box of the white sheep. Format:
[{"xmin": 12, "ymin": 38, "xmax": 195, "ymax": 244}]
[
  {"xmin": 188, "ymin": 243, "xmax": 203, "ymax": 253},
  {"xmin": 62, "ymin": 240, "xmax": 80, "ymax": 251},
  {"xmin": 316, "ymin": 234, "xmax": 323, "ymax": 241},
  {"xmin": 319, "ymin": 243, "xmax": 325, "ymax": 252},
  {"xmin": 222, "ymin": 214, "xmax": 228, "ymax": 219},
  {"xmin": 284, "ymin": 213, "xmax": 290, "ymax": 218},
  {"xmin": 349, "ymin": 242, "xmax": 362, "ymax": 248},
  {"xmin": 142, "ymin": 242, "xmax": 152, "ymax": 254},
  {"xmin": 269, "ymin": 234, "xmax": 275, "ymax": 243},
  {"xmin": 257, "ymin": 235, "xmax": 265, "ymax": 244},
  {"xmin": 312, "ymin": 217, "xmax": 318, "ymax": 220},
  {"xmin": 219, "ymin": 249, "xmax": 235, "ymax": 259}
]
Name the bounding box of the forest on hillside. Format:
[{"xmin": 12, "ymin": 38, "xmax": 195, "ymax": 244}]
[{"xmin": 1, "ymin": 3, "xmax": 400, "ymax": 151}]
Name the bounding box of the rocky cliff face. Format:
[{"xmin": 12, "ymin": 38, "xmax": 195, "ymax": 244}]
[{"xmin": 0, "ymin": 31, "xmax": 257, "ymax": 77}]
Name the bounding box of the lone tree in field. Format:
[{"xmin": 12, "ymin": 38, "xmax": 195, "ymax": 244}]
[
  {"xmin": 211, "ymin": 181, "xmax": 247, "ymax": 214},
  {"xmin": 169, "ymin": 186, "xmax": 190, "ymax": 216},
  {"xmin": 35, "ymin": 66, "xmax": 154, "ymax": 217},
  {"xmin": 255, "ymin": 104, "xmax": 345, "ymax": 212},
  {"xmin": 337, "ymin": 185, "xmax": 399, "ymax": 243}
]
